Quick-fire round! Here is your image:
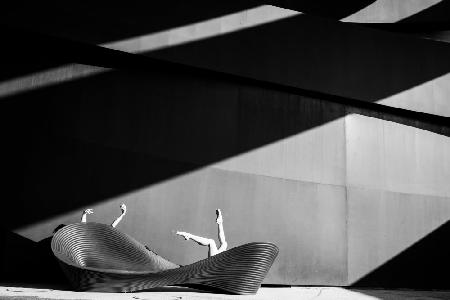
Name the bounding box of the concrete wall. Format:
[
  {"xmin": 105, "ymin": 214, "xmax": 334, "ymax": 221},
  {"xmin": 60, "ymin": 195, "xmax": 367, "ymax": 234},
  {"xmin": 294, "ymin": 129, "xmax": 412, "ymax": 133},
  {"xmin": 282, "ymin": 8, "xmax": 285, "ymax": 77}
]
[
  {"xmin": 0, "ymin": 63, "xmax": 349, "ymax": 285},
  {"xmin": 345, "ymin": 114, "xmax": 450, "ymax": 285},
  {"xmin": 1, "ymin": 7, "xmax": 450, "ymax": 288}
]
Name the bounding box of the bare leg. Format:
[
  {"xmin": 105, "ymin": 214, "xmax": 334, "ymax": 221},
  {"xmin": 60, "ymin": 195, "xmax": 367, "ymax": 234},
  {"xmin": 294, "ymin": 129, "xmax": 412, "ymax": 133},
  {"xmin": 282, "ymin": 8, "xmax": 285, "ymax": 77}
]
[
  {"xmin": 176, "ymin": 231, "xmax": 219, "ymax": 257},
  {"xmin": 176, "ymin": 209, "xmax": 228, "ymax": 257}
]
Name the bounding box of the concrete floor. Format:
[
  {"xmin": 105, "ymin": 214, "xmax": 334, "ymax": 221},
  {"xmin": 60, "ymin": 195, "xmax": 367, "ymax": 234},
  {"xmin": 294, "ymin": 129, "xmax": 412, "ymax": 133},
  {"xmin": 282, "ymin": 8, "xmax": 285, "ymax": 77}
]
[{"xmin": 1, "ymin": 286, "xmax": 449, "ymax": 300}]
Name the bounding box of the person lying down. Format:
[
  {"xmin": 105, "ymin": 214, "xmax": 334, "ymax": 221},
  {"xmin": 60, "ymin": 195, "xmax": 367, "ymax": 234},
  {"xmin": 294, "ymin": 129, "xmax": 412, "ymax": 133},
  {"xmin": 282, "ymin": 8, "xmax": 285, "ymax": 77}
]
[{"xmin": 80, "ymin": 205, "xmax": 227, "ymax": 257}]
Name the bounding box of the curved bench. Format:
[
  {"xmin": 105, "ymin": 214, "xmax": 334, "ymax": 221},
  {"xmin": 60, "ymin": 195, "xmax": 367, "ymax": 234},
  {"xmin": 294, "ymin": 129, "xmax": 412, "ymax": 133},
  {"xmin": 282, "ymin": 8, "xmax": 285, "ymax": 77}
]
[{"xmin": 51, "ymin": 223, "xmax": 279, "ymax": 295}]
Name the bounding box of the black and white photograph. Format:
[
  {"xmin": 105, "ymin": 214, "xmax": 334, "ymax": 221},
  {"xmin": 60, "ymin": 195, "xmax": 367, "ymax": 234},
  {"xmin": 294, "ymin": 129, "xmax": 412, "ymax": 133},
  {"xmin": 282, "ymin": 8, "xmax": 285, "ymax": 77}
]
[{"xmin": 1, "ymin": 1, "xmax": 450, "ymax": 299}]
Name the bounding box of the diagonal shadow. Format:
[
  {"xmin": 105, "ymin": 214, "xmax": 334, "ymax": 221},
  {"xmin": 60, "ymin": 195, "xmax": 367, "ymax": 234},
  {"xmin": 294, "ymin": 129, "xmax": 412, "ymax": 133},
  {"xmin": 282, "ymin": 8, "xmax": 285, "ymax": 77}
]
[
  {"xmin": 144, "ymin": 13, "xmax": 450, "ymax": 103},
  {"xmin": 347, "ymin": 1, "xmax": 450, "ymax": 40},
  {"xmin": 399, "ymin": 0, "xmax": 450, "ymax": 26},
  {"xmin": 0, "ymin": 20, "xmax": 449, "ymax": 229},
  {"xmin": 0, "ymin": 3, "xmax": 379, "ymax": 83},
  {"xmin": 266, "ymin": 0, "xmax": 377, "ymax": 19},
  {"xmin": 0, "ymin": 63, "xmax": 345, "ymax": 230},
  {"xmin": 351, "ymin": 221, "xmax": 450, "ymax": 289},
  {"xmin": 0, "ymin": 1, "xmax": 378, "ymax": 47},
  {"xmin": 0, "ymin": 15, "xmax": 450, "ymax": 287},
  {"xmin": 0, "ymin": 1, "xmax": 263, "ymax": 45},
  {"xmin": 0, "ymin": 42, "xmax": 449, "ymax": 231},
  {"xmin": 0, "ymin": 2, "xmax": 389, "ymax": 84},
  {"xmin": 0, "ymin": 15, "xmax": 448, "ymax": 231},
  {"xmin": 4, "ymin": 9, "xmax": 450, "ymax": 104}
]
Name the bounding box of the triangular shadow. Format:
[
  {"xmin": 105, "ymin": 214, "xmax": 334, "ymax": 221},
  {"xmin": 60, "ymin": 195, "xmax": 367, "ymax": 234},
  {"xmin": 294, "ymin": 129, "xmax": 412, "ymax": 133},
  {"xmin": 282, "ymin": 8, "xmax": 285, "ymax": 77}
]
[{"xmin": 351, "ymin": 221, "xmax": 450, "ymax": 289}]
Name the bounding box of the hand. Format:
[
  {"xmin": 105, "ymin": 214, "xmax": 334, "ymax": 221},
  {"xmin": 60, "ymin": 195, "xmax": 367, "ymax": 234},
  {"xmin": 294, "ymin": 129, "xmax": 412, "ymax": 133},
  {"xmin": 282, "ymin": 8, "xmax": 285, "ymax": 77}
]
[
  {"xmin": 84, "ymin": 209, "xmax": 94, "ymax": 214},
  {"xmin": 120, "ymin": 203, "xmax": 127, "ymax": 214},
  {"xmin": 216, "ymin": 209, "xmax": 223, "ymax": 225},
  {"xmin": 176, "ymin": 231, "xmax": 190, "ymax": 240}
]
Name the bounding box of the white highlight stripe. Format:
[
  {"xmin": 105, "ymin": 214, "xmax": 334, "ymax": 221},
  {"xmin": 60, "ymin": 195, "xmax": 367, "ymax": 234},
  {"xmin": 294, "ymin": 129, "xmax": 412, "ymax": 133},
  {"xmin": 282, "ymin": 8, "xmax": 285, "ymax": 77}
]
[
  {"xmin": 342, "ymin": 0, "xmax": 441, "ymax": 23},
  {"xmin": 0, "ymin": 64, "xmax": 109, "ymax": 98},
  {"xmin": 101, "ymin": 5, "xmax": 300, "ymax": 53}
]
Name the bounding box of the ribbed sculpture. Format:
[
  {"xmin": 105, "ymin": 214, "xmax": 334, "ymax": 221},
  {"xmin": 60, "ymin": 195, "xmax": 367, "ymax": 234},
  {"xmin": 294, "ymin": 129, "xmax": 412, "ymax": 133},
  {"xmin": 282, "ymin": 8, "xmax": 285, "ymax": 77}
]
[{"xmin": 51, "ymin": 223, "xmax": 279, "ymax": 294}]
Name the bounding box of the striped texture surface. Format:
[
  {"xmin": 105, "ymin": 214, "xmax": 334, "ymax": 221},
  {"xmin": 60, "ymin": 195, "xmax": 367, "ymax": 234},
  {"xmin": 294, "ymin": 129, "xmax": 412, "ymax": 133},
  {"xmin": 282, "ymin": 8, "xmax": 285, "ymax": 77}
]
[{"xmin": 51, "ymin": 223, "xmax": 278, "ymax": 294}]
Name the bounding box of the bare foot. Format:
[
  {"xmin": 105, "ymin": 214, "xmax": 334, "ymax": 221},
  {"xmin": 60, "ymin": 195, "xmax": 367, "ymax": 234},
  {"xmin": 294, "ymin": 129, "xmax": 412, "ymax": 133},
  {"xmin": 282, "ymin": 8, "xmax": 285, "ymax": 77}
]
[
  {"xmin": 176, "ymin": 231, "xmax": 191, "ymax": 240},
  {"xmin": 120, "ymin": 203, "xmax": 127, "ymax": 214},
  {"xmin": 216, "ymin": 209, "xmax": 223, "ymax": 224}
]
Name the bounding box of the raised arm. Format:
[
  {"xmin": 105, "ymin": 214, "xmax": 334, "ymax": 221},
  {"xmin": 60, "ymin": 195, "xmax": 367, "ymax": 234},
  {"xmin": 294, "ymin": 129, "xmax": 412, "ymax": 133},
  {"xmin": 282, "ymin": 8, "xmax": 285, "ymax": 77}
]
[
  {"xmin": 81, "ymin": 209, "xmax": 93, "ymax": 223},
  {"xmin": 111, "ymin": 204, "xmax": 127, "ymax": 228}
]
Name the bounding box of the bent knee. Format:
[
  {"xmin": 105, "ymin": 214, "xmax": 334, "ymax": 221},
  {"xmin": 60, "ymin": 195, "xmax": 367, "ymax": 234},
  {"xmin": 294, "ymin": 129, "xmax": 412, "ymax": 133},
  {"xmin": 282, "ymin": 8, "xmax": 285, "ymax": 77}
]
[
  {"xmin": 218, "ymin": 242, "xmax": 228, "ymax": 253},
  {"xmin": 206, "ymin": 239, "xmax": 216, "ymax": 247}
]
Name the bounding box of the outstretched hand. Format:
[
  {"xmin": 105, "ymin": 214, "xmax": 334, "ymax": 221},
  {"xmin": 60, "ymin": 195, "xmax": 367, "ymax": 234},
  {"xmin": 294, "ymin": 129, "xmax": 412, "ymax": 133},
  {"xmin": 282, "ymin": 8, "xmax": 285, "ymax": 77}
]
[
  {"xmin": 84, "ymin": 208, "xmax": 94, "ymax": 214},
  {"xmin": 216, "ymin": 209, "xmax": 223, "ymax": 225},
  {"xmin": 120, "ymin": 203, "xmax": 127, "ymax": 214}
]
